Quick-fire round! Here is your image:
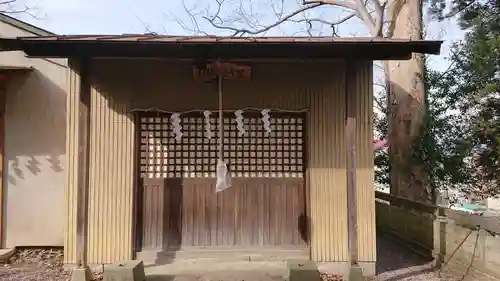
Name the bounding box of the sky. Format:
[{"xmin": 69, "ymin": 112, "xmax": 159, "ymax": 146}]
[{"xmin": 12, "ymin": 0, "xmax": 465, "ymax": 71}]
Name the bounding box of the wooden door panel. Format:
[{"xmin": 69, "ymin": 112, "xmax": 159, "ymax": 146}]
[
  {"xmin": 140, "ymin": 179, "xmax": 165, "ymax": 250},
  {"xmin": 177, "ymin": 178, "xmax": 306, "ymax": 247},
  {"xmin": 138, "ymin": 112, "xmax": 307, "ymax": 250}
]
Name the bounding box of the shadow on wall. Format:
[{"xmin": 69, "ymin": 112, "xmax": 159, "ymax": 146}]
[
  {"xmin": 5, "ymin": 69, "xmax": 66, "ymax": 182},
  {"xmin": 3, "ymin": 68, "xmax": 66, "ymax": 247}
]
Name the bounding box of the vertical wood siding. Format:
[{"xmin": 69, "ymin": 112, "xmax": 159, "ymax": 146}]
[
  {"xmin": 86, "ymin": 85, "xmax": 135, "ymax": 263},
  {"xmin": 64, "ymin": 62, "xmax": 79, "ymax": 263},
  {"xmin": 348, "ymin": 61, "xmax": 377, "ymax": 262},
  {"xmin": 64, "ymin": 61, "xmax": 136, "ymax": 263},
  {"xmin": 309, "ymin": 65, "xmax": 348, "ymax": 261},
  {"xmin": 63, "ymin": 59, "xmax": 375, "ymax": 264}
]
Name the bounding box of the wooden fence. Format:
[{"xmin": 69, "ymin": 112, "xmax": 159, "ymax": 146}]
[{"xmin": 375, "ymin": 191, "xmax": 500, "ymax": 281}]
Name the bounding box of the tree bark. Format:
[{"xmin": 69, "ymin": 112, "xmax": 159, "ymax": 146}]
[{"xmin": 386, "ymin": 0, "xmax": 432, "ymax": 203}]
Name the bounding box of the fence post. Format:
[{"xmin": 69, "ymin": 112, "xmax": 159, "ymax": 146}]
[{"xmin": 433, "ymin": 207, "xmax": 447, "ymax": 268}]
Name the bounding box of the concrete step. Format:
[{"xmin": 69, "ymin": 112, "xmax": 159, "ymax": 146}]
[
  {"xmin": 136, "ymin": 248, "xmax": 309, "ymax": 266},
  {"xmin": 0, "ymin": 248, "xmax": 15, "ymax": 263}
]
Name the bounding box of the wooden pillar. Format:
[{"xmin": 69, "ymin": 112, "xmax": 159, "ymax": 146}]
[
  {"xmin": 74, "ymin": 58, "xmax": 91, "ymax": 267},
  {"xmin": 0, "ymin": 74, "xmax": 6, "ymax": 248},
  {"xmin": 345, "ymin": 61, "xmax": 359, "ymax": 266}
]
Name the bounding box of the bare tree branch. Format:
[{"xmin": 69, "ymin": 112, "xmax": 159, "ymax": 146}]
[
  {"xmin": 0, "ymin": 0, "xmax": 16, "ymax": 5},
  {"xmin": 353, "ymin": 0, "xmax": 376, "ymax": 34},
  {"xmin": 374, "ymin": 61, "xmax": 385, "ymax": 72},
  {"xmin": 298, "ymin": 11, "xmax": 315, "ymax": 35},
  {"xmin": 288, "ymin": 0, "xmax": 376, "ymax": 36},
  {"xmin": 371, "ymin": 0, "xmax": 385, "ymax": 35},
  {"xmin": 136, "ymin": 16, "xmax": 155, "ymax": 34},
  {"xmin": 290, "ymin": 13, "xmax": 356, "ymax": 26},
  {"xmin": 270, "ymin": 0, "xmax": 286, "ymax": 19},
  {"xmin": 194, "ymin": 0, "xmax": 385, "ymax": 37},
  {"xmin": 374, "ymin": 101, "xmax": 387, "ymax": 113},
  {"xmin": 289, "ymin": 12, "xmax": 357, "ymax": 36},
  {"xmin": 183, "ymin": 1, "xmax": 210, "ymax": 35},
  {"xmin": 165, "ymin": 0, "xmax": 211, "ymax": 35},
  {"xmin": 303, "ymin": 0, "xmax": 357, "ymax": 10},
  {"xmin": 0, "ymin": 0, "xmax": 41, "ymax": 19},
  {"xmin": 374, "ymin": 95, "xmax": 387, "ymax": 113},
  {"xmin": 203, "ymin": 1, "xmax": 325, "ymax": 36},
  {"xmin": 235, "ymin": 1, "xmax": 257, "ymax": 30}
]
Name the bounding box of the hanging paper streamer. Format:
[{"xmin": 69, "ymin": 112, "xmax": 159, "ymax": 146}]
[
  {"xmin": 170, "ymin": 113, "xmax": 183, "ymax": 141},
  {"xmin": 261, "ymin": 109, "xmax": 272, "ymax": 133},
  {"xmin": 203, "ymin": 110, "xmax": 213, "ymax": 139},
  {"xmin": 234, "ymin": 110, "xmax": 246, "ymax": 136},
  {"xmin": 215, "ymin": 159, "xmax": 232, "ymax": 192}
]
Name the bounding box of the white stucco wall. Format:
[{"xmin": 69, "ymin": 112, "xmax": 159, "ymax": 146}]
[{"xmin": 0, "ymin": 20, "xmax": 67, "ymax": 247}]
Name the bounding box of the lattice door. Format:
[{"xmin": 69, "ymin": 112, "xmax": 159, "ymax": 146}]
[
  {"xmin": 138, "ymin": 112, "xmax": 305, "ymax": 179},
  {"xmin": 138, "ymin": 112, "xmax": 308, "ymax": 249}
]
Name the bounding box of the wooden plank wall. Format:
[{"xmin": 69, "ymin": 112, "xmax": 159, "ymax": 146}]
[
  {"xmin": 140, "ymin": 179, "xmax": 306, "ymax": 248},
  {"xmin": 63, "ymin": 59, "xmax": 376, "ymax": 264}
]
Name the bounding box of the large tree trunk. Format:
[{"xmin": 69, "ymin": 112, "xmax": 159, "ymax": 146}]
[{"xmin": 386, "ymin": 0, "xmax": 433, "ymax": 203}]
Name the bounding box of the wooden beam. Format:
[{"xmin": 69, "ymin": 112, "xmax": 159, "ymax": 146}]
[
  {"xmin": 75, "ymin": 58, "xmax": 91, "ymax": 267},
  {"xmin": 374, "ymin": 190, "xmax": 500, "ymax": 235},
  {"xmin": 346, "ymin": 118, "xmax": 358, "ymax": 265},
  {"xmin": 345, "ymin": 61, "xmax": 358, "ymax": 266},
  {"xmin": 375, "ymin": 190, "xmax": 438, "ymax": 214}
]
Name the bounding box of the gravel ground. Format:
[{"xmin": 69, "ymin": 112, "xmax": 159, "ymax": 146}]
[
  {"xmin": 0, "ymin": 248, "xmax": 67, "ymax": 281},
  {"xmin": 375, "ymin": 234, "xmax": 459, "ymax": 281},
  {"xmin": 0, "ymin": 265, "xmax": 70, "ymax": 281},
  {"xmin": 0, "ymin": 235, "xmax": 463, "ymax": 281}
]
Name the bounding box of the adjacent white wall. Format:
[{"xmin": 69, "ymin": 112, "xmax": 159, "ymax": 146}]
[{"xmin": 0, "ymin": 20, "xmax": 67, "ymax": 247}]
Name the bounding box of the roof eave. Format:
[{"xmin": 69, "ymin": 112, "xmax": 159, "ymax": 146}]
[{"xmin": 0, "ymin": 38, "xmax": 443, "ymax": 60}]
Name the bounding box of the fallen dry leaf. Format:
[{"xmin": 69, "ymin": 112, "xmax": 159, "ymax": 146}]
[{"xmin": 320, "ymin": 272, "xmax": 343, "ymax": 281}]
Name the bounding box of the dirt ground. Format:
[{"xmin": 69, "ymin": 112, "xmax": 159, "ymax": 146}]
[{"xmin": 0, "ymin": 235, "xmax": 461, "ymax": 281}]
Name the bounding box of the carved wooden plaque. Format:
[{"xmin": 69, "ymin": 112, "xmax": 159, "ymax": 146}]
[{"xmin": 193, "ymin": 62, "xmax": 251, "ymax": 82}]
